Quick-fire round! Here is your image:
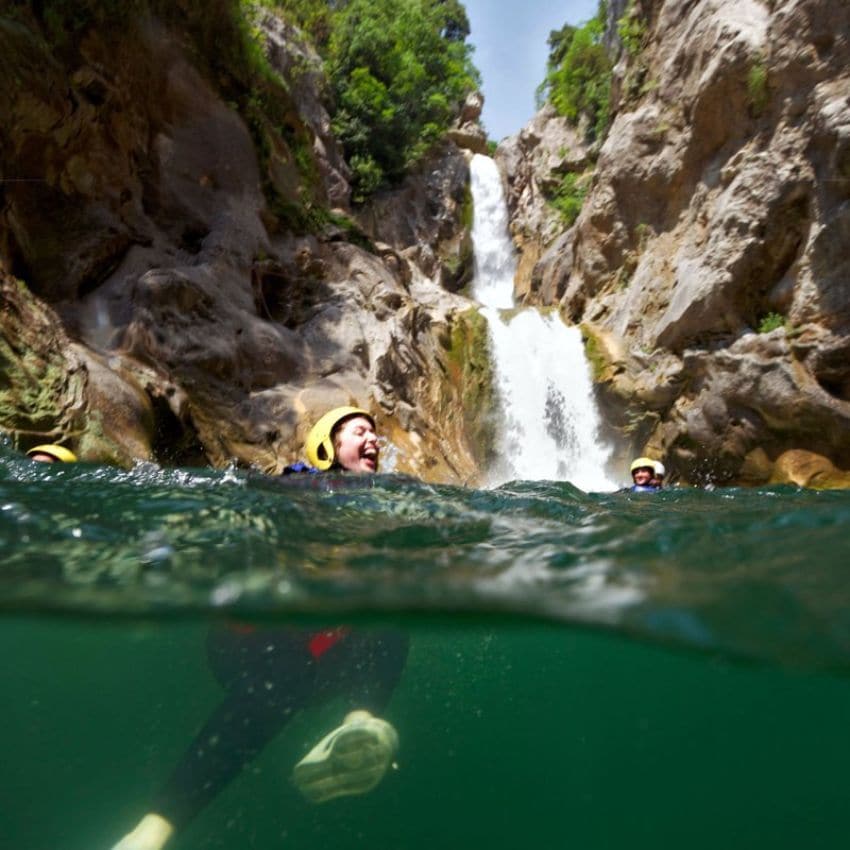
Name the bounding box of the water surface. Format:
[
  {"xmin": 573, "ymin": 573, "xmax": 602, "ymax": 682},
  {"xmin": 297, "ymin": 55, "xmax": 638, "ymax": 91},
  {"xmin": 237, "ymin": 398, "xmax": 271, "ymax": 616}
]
[{"xmin": 2, "ymin": 449, "xmax": 849, "ymax": 849}]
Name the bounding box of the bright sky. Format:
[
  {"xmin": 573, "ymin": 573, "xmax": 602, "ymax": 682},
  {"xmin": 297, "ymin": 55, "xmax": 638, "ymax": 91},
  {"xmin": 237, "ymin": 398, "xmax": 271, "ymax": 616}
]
[{"xmin": 462, "ymin": 0, "xmax": 601, "ymax": 141}]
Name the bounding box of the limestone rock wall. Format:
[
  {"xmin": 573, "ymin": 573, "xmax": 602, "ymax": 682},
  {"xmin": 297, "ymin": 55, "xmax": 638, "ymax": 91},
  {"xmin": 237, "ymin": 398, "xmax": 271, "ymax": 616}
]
[
  {"xmin": 0, "ymin": 10, "xmax": 485, "ymax": 483},
  {"xmin": 498, "ymin": 0, "xmax": 850, "ymax": 486}
]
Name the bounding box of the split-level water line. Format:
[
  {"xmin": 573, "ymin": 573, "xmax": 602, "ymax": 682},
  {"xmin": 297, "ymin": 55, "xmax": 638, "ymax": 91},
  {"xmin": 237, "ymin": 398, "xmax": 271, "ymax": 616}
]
[{"xmin": 469, "ymin": 154, "xmax": 615, "ymax": 490}]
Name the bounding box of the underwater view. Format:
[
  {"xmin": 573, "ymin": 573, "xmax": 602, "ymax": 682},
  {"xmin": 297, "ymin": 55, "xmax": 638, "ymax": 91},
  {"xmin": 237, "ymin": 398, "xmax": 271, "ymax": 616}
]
[
  {"xmin": 3, "ymin": 444, "xmax": 850, "ymax": 850},
  {"xmin": 4, "ymin": 1, "xmax": 850, "ymax": 848}
]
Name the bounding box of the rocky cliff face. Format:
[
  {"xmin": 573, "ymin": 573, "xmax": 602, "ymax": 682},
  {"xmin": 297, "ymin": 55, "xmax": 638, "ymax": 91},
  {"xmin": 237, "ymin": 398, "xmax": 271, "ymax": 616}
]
[
  {"xmin": 498, "ymin": 0, "xmax": 850, "ymax": 486},
  {"xmin": 0, "ymin": 9, "xmax": 487, "ymax": 482}
]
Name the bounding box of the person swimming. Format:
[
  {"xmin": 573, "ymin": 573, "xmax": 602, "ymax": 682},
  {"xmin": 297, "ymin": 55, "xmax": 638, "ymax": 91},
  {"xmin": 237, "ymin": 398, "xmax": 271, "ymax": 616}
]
[
  {"xmin": 650, "ymin": 460, "xmax": 665, "ymax": 489},
  {"xmin": 25, "ymin": 444, "xmax": 78, "ymax": 463},
  {"xmin": 111, "ymin": 407, "xmax": 407, "ymax": 850},
  {"xmin": 628, "ymin": 457, "xmax": 663, "ymax": 492},
  {"xmin": 283, "ymin": 405, "xmax": 379, "ymax": 475}
]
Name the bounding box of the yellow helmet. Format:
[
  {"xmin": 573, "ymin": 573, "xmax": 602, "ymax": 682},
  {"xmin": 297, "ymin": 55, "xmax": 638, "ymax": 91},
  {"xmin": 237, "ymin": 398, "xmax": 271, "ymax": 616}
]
[
  {"xmin": 305, "ymin": 406, "xmax": 375, "ymax": 471},
  {"xmin": 26, "ymin": 444, "xmax": 78, "ymax": 463},
  {"xmin": 630, "ymin": 456, "xmax": 656, "ymax": 473}
]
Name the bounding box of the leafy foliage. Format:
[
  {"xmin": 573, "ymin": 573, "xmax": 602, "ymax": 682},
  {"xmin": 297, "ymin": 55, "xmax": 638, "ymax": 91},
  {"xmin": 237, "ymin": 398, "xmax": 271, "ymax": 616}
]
[
  {"xmin": 757, "ymin": 312, "xmax": 785, "ymax": 334},
  {"xmin": 267, "ymin": 0, "xmax": 479, "ymax": 201},
  {"xmin": 538, "ymin": 3, "xmax": 612, "ymax": 142},
  {"xmin": 263, "ymin": 0, "xmax": 335, "ymax": 46},
  {"xmin": 322, "ymin": 0, "xmax": 479, "ymax": 201},
  {"xmin": 747, "ymin": 59, "xmax": 769, "ymax": 117},
  {"xmin": 546, "ymin": 172, "xmax": 588, "ymax": 226},
  {"xmin": 617, "ymin": 1, "xmax": 646, "ymax": 57}
]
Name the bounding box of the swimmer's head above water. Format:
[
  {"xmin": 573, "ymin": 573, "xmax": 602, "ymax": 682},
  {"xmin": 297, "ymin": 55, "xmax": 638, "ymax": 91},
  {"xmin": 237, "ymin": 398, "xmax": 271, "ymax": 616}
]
[
  {"xmin": 305, "ymin": 406, "xmax": 378, "ymax": 473},
  {"xmin": 629, "ymin": 456, "xmax": 656, "ymax": 488},
  {"xmin": 26, "ymin": 444, "xmax": 78, "ymax": 464}
]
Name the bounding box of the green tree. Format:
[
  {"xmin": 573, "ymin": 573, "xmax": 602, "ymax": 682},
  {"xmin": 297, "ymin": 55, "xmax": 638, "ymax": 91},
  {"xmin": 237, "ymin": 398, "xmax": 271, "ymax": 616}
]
[
  {"xmin": 433, "ymin": 0, "xmax": 471, "ymax": 41},
  {"xmin": 325, "ymin": 0, "xmax": 479, "ymax": 201},
  {"xmin": 538, "ymin": 2, "xmax": 612, "ymax": 141}
]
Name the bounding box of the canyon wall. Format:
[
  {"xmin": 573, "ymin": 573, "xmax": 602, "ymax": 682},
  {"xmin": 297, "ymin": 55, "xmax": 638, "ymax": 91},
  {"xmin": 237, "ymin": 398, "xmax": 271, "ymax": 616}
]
[
  {"xmin": 498, "ymin": 0, "xmax": 850, "ymax": 486},
  {"xmin": 0, "ymin": 9, "xmax": 489, "ymax": 483}
]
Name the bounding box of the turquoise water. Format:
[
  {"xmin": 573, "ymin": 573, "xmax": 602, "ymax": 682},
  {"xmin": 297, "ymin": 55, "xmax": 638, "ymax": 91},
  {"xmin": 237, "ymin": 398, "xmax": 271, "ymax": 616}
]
[{"xmin": 2, "ymin": 444, "xmax": 850, "ymax": 848}]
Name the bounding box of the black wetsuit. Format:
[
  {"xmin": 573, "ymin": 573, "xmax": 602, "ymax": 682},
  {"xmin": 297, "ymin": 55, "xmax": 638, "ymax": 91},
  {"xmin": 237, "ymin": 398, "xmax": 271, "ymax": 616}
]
[
  {"xmin": 146, "ymin": 462, "xmax": 408, "ymax": 829},
  {"xmin": 153, "ymin": 623, "xmax": 408, "ymax": 829},
  {"xmin": 149, "ymin": 461, "xmax": 405, "ymax": 828}
]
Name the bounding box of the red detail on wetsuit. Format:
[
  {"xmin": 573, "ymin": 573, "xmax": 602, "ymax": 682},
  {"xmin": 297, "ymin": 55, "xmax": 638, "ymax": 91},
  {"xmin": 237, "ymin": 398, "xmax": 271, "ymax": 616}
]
[{"xmin": 308, "ymin": 627, "xmax": 351, "ymax": 658}]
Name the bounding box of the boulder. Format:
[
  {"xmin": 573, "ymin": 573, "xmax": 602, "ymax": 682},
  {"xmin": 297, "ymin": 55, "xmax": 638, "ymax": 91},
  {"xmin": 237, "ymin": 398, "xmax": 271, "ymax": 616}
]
[
  {"xmin": 0, "ymin": 272, "xmax": 154, "ymax": 465},
  {"xmin": 354, "ymin": 143, "xmax": 475, "ymax": 294},
  {"xmin": 259, "ymin": 12, "xmax": 352, "ymax": 208},
  {"xmin": 496, "ymin": 104, "xmax": 591, "ymax": 301},
  {"xmin": 769, "ymin": 449, "xmax": 850, "ymax": 489},
  {"xmin": 447, "ymin": 90, "xmax": 488, "ymax": 154}
]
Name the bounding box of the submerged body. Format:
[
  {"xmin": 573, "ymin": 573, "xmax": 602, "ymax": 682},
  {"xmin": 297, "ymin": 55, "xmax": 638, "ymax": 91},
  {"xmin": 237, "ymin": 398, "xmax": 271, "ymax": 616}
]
[
  {"xmin": 151, "ymin": 623, "xmax": 407, "ymax": 829},
  {"xmin": 4, "ymin": 445, "xmax": 850, "ymax": 849},
  {"xmin": 112, "ymin": 407, "xmax": 404, "ymax": 850}
]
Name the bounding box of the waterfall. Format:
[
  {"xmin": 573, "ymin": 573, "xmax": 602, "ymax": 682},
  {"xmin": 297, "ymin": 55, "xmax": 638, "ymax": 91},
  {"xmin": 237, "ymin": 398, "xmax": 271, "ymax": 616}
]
[{"xmin": 469, "ymin": 154, "xmax": 615, "ymax": 490}]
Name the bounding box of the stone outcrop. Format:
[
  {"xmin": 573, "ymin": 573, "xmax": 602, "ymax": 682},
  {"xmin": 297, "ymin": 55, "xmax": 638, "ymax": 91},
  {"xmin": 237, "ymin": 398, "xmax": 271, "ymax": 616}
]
[
  {"xmin": 497, "ymin": 0, "xmax": 850, "ymax": 486},
  {"xmin": 447, "ymin": 91, "xmax": 489, "ymax": 155},
  {"xmin": 497, "ymin": 104, "xmax": 592, "ymax": 302},
  {"xmin": 259, "ymin": 11, "xmax": 352, "ymax": 209},
  {"xmin": 0, "ymin": 9, "xmax": 485, "ymax": 483},
  {"xmin": 354, "ymin": 141, "xmax": 475, "ymax": 294}
]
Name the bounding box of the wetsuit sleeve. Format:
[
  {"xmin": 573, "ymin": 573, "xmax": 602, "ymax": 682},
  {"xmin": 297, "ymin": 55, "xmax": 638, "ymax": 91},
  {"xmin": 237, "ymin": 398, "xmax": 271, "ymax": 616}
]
[
  {"xmin": 152, "ymin": 690, "xmax": 296, "ymax": 828},
  {"xmin": 149, "ymin": 627, "xmax": 408, "ymax": 830},
  {"xmin": 152, "ymin": 628, "xmax": 316, "ymax": 829},
  {"xmin": 282, "ymin": 461, "xmax": 320, "ymax": 475}
]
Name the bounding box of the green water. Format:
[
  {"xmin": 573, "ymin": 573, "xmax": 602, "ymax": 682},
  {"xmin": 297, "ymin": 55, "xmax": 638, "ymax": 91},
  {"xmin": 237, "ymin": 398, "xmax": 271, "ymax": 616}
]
[{"xmin": 2, "ymin": 446, "xmax": 850, "ymax": 848}]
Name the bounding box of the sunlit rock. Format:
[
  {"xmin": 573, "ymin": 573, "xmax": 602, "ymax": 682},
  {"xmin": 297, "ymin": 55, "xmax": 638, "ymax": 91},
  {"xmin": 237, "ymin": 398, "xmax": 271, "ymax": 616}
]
[
  {"xmin": 500, "ymin": 0, "xmax": 850, "ymax": 485},
  {"xmin": 0, "ymin": 9, "xmax": 487, "ymax": 483}
]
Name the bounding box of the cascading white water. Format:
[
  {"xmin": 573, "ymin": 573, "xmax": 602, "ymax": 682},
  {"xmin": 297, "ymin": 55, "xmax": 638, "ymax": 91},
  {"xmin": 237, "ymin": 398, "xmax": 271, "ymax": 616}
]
[{"xmin": 470, "ymin": 154, "xmax": 615, "ymax": 490}]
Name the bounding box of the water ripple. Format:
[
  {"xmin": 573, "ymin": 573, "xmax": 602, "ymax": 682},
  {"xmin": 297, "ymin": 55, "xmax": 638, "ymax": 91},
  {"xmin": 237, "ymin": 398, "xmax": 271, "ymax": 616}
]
[{"xmin": 2, "ymin": 449, "xmax": 850, "ymax": 671}]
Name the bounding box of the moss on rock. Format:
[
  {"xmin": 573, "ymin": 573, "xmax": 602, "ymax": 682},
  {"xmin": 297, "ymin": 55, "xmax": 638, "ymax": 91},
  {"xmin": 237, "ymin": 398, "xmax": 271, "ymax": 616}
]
[
  {"xmin": 0, "ymin": 273, "xmax": 151, "ymax": 464},
  {"xmin": 443, "ymin": 307, "xmax": 496, "ymax": 469},
  {"xmin": 580, "ymin": 321, "xmax": 616, "ymax": 383},
  {"xmin": 0, "ymin": 275, "xmax": 87, "ymax": 448}
]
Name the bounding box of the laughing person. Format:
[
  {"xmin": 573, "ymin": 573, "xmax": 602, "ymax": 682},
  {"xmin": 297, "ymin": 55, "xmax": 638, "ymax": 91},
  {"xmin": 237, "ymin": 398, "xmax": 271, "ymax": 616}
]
[
  {"xmin": 287, "ymin": 405, "xmax": 380, "ymax": 474},
  {"xmin": 112, "ymin": 407, "xmax": 406, "ymax": 850}
]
